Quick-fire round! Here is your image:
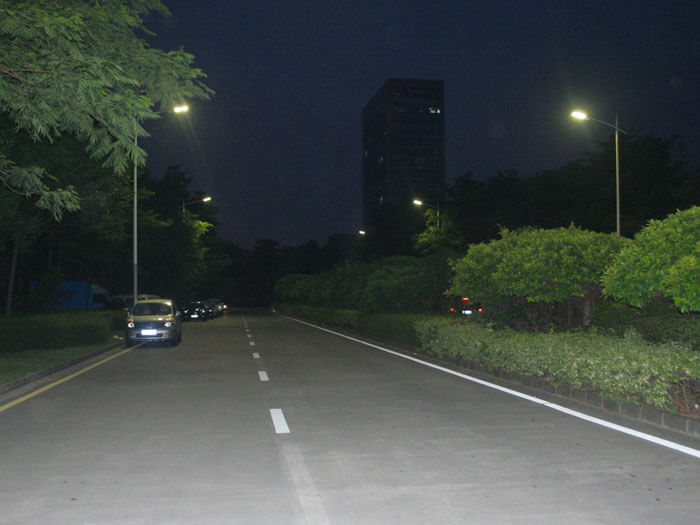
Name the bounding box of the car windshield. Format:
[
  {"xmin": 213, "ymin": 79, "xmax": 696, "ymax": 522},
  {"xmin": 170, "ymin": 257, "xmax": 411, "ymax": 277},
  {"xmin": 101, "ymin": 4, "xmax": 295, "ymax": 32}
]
[{"xmin": 133, "ymin": 302, "xmax": 172, "ymax": 316}]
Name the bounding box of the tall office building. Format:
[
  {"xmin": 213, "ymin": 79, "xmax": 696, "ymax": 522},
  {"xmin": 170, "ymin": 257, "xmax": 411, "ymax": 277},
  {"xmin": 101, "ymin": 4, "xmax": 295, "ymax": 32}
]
[{"xmin": 362, "ymin": 78, "xmax": 445, "ymax": 228}]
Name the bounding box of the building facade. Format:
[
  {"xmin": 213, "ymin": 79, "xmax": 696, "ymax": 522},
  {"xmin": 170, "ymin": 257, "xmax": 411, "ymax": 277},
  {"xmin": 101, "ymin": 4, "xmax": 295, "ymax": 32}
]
[{"xmin": 362, "ymin": 78, "xmax": 445, "ymax": 228}]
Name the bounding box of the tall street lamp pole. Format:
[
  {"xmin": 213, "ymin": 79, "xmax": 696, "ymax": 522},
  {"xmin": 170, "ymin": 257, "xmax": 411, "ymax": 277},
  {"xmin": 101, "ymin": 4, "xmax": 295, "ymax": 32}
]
[
  {"xmin": 571, "ymin": 110, "xmax": 629, "ymax": 236},
  {"xmin": 133, "ymin": 131, "xmax": 138, "ymax": 309},
  {"xmin": 133, "ymin": 104, "xmax": 189, "ymax": 308}
]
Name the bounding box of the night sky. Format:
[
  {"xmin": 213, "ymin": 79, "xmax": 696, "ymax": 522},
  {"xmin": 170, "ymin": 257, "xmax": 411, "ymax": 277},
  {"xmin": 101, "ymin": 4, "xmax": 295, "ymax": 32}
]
[{"xmin": 141, "ymin": 1, "xmax": 700, "ymax": 249}]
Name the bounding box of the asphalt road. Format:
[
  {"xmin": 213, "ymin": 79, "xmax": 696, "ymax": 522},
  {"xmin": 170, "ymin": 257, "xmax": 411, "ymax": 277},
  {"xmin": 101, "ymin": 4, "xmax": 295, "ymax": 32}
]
[{"xmin": 1, "ymin": 312, "xmax": 699, "ymax": 524}]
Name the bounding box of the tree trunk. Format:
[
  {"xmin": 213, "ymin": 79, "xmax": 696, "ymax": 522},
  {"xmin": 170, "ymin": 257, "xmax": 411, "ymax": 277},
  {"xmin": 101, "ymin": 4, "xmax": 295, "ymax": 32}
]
[{"xmin": 5, "ymin": 233, "xmax": 19, "ymax": 316}]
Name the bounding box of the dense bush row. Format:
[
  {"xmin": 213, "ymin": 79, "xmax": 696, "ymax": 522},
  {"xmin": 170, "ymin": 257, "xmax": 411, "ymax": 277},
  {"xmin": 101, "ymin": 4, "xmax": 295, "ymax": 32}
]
[
  {"xmin": 0, "ymin": 311, "xmax": 123, "ymax": 352},
  {"xmin": 274, "ymin": 304, "xmax": 424, "ymax": 347},
  {"xmin": 415, "ymin": 316, "xmax": 700, "ymax": 411},
  {"xmin": 275, "ymin": 255, "xmax": 452, "ymax": 314}
]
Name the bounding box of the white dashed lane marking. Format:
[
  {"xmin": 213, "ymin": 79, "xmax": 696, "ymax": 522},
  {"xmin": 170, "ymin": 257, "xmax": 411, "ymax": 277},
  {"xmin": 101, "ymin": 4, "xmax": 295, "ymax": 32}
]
[{"xmin": 270, "ymin": 409, "xmax": 290, "ymax": 434}]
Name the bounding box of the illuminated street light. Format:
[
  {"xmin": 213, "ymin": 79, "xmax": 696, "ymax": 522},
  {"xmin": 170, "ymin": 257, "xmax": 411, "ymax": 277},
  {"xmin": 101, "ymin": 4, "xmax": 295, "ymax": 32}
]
[
  {"xmin": 412, "ymin": 198, "xmax": 440, "ymax": 228},
  {"xmin": 571, "ymin": 110, "xmax": 629, "ymax": 236},
  {"xmin": 358, "ymin": 230, "xmax": 366, "ymax": 236},
  {"xmin": 182, "ymin": 195, "xmax": 213, "ymax": 219},
  {"xmin": 133, "ymin": 104, "xmax": 189, "ymax": 308}
]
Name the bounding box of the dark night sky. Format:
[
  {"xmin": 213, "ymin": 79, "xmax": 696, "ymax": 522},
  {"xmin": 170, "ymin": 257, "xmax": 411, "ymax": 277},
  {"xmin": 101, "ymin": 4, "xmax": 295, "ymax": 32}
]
[{"xmin": 141, "ymin": 1, "xmax": 700, "ymax": 249}]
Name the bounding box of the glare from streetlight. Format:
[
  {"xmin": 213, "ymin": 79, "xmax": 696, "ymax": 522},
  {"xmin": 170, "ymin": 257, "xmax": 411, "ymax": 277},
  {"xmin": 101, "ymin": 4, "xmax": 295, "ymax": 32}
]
[
  {"xmin": 173, "ymin": 104, "xmax": 189, "ymax": 113},
  {"xmin": 358, "ymin": 230, "xmax": 366, "ymax": 236},
  {"xmin": 571, "ymin": 110, "xmax": 588, "ymax": 120},
  {"xmin": 202, "ymin": 196, "xmax": 212, "ymax": 203},
  {"xmin": 412, "ymin": 199, "xmax": 424, "ymax": 206}
]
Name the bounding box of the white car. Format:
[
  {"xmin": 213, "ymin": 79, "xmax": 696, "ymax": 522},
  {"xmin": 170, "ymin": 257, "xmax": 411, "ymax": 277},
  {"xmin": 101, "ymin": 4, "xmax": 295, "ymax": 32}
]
[{"xmin": 125, "ymin": 299, "xmax": 182, "ymax": 347}]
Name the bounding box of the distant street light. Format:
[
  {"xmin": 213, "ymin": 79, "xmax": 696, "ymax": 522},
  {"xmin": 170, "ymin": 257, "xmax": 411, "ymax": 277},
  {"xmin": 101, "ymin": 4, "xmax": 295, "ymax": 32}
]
[
  {"xmin": 182, "ymin": 195, "xmax": 212, "ymax": 219},
  {"xmin": 358, "ymin": 230, "xmax": 366, "ymax": 236},
  {"xmin": 412, "ymin": 198, "xmax": 440, "ymax": 228},
  {"xmin": 133, "ymin": 104, "xmax": 189, "ymax": 308},
  {"xmin": 571, "ymin": 110, "xmax": 629, "ymax": 236}
]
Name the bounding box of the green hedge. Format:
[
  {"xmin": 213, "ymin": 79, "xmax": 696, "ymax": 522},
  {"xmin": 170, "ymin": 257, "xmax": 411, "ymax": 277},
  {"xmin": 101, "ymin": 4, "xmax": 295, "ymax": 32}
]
[
  {"xmin": 590, "ymin": 298, "xmax": 700, "ymax": 350},
  {"xmin": 415, "ymin": 316, "xmax": 700, "ymax": 411},
  {"xmin": 275, "ymin": 304, "xmax": 424, "ymax": 347},
  {"xmin": 0, "ymin": 311, "xmax": 124, "ymax": 352}
]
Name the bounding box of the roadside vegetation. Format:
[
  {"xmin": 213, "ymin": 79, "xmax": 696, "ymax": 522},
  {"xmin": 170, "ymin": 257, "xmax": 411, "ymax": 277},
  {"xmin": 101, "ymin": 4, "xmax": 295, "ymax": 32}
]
[
  {"xmin": 275, "ymin": 210, "xmax": 700, "ymax": 416},
  {"xmin": 0, "ymin": 311, "xmax": 123, "ymax": 385}
]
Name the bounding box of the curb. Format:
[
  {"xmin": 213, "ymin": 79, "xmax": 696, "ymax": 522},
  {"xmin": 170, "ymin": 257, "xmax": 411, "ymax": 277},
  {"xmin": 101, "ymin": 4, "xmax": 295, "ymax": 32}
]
[{"xmin": 0, "ymin": 342, "xmax": 123, "ymax": 396}]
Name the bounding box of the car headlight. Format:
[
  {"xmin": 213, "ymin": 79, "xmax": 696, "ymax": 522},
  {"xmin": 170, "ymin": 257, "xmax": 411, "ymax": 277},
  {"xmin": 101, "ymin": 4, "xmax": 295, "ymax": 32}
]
[
  {"xmin": 127, "ymin": 321, "xmax": 135, "ymax": 328},
  {"xmin": 165, "ymin": 321, "xmax": 173, "ymax": 327}
]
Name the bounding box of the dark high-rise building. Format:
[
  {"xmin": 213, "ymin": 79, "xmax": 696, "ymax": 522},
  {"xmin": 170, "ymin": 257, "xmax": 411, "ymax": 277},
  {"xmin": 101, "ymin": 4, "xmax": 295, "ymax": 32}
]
[{"xmin": 362, "ymin": 78, "xmax": 445, "ymax": 228}]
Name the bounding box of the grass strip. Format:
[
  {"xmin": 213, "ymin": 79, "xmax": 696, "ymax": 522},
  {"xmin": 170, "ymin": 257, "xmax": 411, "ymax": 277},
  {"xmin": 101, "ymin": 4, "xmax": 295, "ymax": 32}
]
[{"xmin": 0, "ymin": 342, "xmax": 117, "ymax": 386}]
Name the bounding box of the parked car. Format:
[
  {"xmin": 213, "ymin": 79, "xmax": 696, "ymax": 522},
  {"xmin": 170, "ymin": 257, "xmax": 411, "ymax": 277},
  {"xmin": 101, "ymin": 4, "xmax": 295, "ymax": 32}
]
[
  {"xmin": 183, "ymin": 301, "xmax": 210, "ymax": 321},
  {"xmin": 125, "ymin": 299, "xmax": 182, "ymax": 347},
  {"xmin": 204, "ymin": 299, "xmax": 224, "ymax": 317},
  {"xmin": 448, "ymin": 296, "xmax": 484, "ymax": 316},
  {"xmin": 205, "ymin": 298, "xmax": 225, "ymax": 317}
]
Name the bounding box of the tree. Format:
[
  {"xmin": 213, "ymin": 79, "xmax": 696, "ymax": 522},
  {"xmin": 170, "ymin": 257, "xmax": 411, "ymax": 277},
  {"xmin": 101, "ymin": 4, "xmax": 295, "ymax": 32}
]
[
  {"xmin": 449, "ymin": 226, "xmax": 624, "ymax": 329},
  {"xmin": 414, "ymin": 207, "xmax": 462, "ymax": 256},
  {"xmin": 602, "ymin": 206, "xmax": 700, "ymax": 312},
  {"xmin": 0, "ymin": 0, "xmax": 212, "ymax": 218}
]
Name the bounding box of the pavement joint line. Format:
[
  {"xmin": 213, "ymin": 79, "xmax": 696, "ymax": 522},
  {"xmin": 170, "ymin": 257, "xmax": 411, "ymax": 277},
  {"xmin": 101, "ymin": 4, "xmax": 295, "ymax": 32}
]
[
  {"xmin": 278, "ymin": 314, "xmax": 700, "ymax": 460},
  {"xmin": 0, "ymin": 347, "xmax": 135, "ymax": 414}
]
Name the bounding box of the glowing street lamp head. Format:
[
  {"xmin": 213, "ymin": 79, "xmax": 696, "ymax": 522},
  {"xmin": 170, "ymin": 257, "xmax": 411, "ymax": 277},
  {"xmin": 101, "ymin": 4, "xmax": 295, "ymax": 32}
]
[
  {"xmin": 173, "ymin": 104, "xmax": 189, "ymax": 113},
  {"xmin": 202, "ymin": 196, "xmax": 212, "ymax": 203},
  {"xmin": 412, "ymin": 199, "xmax": 424, "ymax": 206},
  {"xmin": 571, "ymin": 110, "xmax": 588, "ymax": 120}
]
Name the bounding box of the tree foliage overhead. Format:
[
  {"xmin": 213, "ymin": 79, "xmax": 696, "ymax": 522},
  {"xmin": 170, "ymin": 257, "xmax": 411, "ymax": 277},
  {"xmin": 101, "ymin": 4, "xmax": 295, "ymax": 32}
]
[{"xmin": 0, "ymin": 0, "xmax": 213, "ymax": 218}]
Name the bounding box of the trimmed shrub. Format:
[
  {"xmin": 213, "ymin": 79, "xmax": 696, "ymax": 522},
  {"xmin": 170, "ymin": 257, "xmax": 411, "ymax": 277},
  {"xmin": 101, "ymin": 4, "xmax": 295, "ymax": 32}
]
[
  {"xmin": 449, "ymin": 226, "xmax": 623, "ymax": 329},
  {"xmin": 591, "ymin": 298, "xmax": 700, "ymax": 350},
  {"xmin": 0, "ymin": 311, "xmax": 122, "ymax": 352},
  {"xmin": 415, "ymin": 316, "xmax": 700, "ymax": 411},
  {"xmin": 602, "ymin": 206, "xmax": 700, "ymax": 312}
]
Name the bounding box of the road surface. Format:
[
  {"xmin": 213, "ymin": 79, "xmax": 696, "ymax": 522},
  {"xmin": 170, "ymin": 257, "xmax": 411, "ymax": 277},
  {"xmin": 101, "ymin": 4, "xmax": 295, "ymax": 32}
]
[{"xmin": 1, "ymin": 312, "xmax": 699, "ymax": 524}]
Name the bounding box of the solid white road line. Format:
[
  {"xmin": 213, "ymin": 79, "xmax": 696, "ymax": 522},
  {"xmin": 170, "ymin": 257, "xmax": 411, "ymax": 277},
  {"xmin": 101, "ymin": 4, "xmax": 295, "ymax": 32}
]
[
  {"xmin": 278, "ymin": 314, "xmax": 700, "ymax": 460},
  {"xmin": 258, "ymin": 371, "xmax": 269, "ymax": 382},
  {"xmin": 270, "ymin": 408, "xmax": 290, "ymax": 433}
]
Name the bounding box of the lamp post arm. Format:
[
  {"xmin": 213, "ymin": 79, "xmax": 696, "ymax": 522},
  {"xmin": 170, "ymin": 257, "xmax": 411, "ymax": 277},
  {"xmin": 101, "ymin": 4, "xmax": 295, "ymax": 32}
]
[{"xmin": 587, "ymin": 116, "xmax": 630, "ymax": 135}]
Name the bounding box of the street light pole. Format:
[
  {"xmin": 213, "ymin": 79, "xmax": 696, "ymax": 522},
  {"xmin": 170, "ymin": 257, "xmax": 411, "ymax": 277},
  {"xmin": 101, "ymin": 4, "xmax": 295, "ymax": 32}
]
[
  {"xmin": 133, "ymin": 105, "xmax": 190, "ymax": 308},
  {"xmin": 614, "ymin": 114, "xmax": 621, "ymax": 237},
  {"xmin": 132, "ymin": 131, "xmax": 138, "ymax": 309},
  {"xmin": 571, "ymin": 110, "xmax": 629, "ymax": 236}
]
